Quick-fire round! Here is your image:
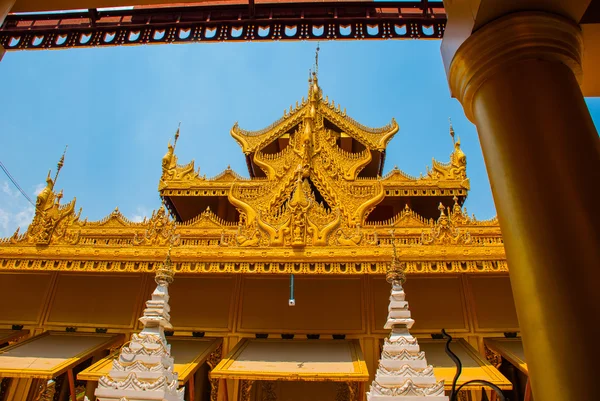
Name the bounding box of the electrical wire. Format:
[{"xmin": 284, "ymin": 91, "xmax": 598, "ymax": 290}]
[{"xmin": 0, "ymin": 160, "xmax": 36, "ymax": 207}]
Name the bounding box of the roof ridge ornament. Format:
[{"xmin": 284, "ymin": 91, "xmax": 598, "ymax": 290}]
[
  {"xmin": 174, "ymin": 122, "xmax": 181, "ymax": 150},
  {"xmin": 387, "ymin": 230, "xmax": 405, "ymax": 285},
  {"xmin": 53, "ymin": 145, "xmax": 68, "ymax": 187},
  {"xmin": 315, "ymin": 42, "xmax": 320, "ymax": 77}
]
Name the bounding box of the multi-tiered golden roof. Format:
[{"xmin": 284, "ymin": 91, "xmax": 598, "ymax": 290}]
[{"xmin": 0, "ymin": 72, "xmax": 504, "ymax": 275}]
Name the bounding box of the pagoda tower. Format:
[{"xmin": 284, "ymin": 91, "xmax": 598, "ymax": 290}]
[
  {"xmin": 367, "ymin": 243, "xmax": 448, "ymax": 401},
  {"xmin": 94, "ymin": 238, "xmax": 184, "ymax": 401}
]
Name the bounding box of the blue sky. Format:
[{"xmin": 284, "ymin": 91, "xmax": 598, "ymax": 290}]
[{"xmin": 0, "ymin": 40, "xmax": 599, "ymax": 237}]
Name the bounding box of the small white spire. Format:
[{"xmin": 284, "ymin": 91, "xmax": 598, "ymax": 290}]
[{"xmin": 95, "ymin": 229, "xmax": 184, "ymax": 401}]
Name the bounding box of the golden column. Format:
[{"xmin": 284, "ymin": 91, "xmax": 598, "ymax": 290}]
[{"xmin": 448, "ymin": 11, "xmax": 600, "ymax": 401}]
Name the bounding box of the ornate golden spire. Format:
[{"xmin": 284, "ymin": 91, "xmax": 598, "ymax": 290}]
[
  {"xmin": 174, "ymin": 122, "xmax": 181, "ymax": 150},
  {"xmin": 387, "ymin": 230, "xmax": 406, "ymax": 285},
  {"xmin": 438, "ymin": 201, "xmax": 446, "ymax": 216},
  {"xmin": 53, "ymin": 145, "xmax": 68, "ymax": 186},
  {"xmin": 315, "ymin": 42, "xmax": 320, "ymax": 77},
  {"xmin": 449, "ymin": 118, "xmax": 455, "ymax": 144},
  {"xmin": 155, "ymin": 225, "xmax": 178, "ymax": 286}
]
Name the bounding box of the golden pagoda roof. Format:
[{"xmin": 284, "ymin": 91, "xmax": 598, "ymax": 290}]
[
  {"xmin": 160, "ymin": 74, "xmax": 470, "ymax": 233},
  {"xmin": 230, "ymin": 76, "xmax": 398, "ymax": 155},
  {"xmin": 0, "ymin": 73, "xmax": 505, "ymax": 276},
  {"xmin": 0, "ymin": 178, "xmax": 503, "ymax": 274}
]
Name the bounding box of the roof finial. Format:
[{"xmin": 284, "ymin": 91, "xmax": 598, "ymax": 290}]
[
  {"xmin": 449, "ymin": 117, "xmax": 455, "ymax": 144},
  {"xmin": 156, "ymin": 221, "xmax": 179, "ymax": 286},
  {"xmin": 174, "ymin": 122, "xmax": 181, "ymax": 149},
  {"xmin": 53, "ymin": 145, "xmax": 68, "ymax": 186},
  {"xmin": 315, "ymin": 42, "xmax": 320, "ymax": 77},
  {"xmin": 387, "ymin": 229, "xmax": 406, "ymax": 285},
  {"xmin": 390, "ymin": 229, "xmax": 398, "ymax": 260}
]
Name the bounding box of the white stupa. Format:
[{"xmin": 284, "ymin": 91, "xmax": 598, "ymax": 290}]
[
  {"xmin": 94, "ymin": 245, "xmax": 184, "ymax": 401},
  {"xmin": 367, "ymin": 244, "xmax": 448, "ymax": 401}
]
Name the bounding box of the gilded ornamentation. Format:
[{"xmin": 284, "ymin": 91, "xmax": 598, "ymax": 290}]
[
  {"xmin": 0, "ymin": 258, "xmax": 509, "ymax": 274},
  {"xmin": 160, "ymin": 125, "xmax": 199, "ymax": 188},
  {"xmin": 421, "ymin": 203, "xmax": 472, "ymax": 246},
  {"xmin": 261, "ymin": 381, "xmax": 277, "ymax": 401},
  {"xmin": 456, "ymin": 390, "xmax": 469, "ymax": 401},
  {"xmin": 26, "ymin": 180, "xmax": 81, "ymax": 246},
  {"xmin": 336, "ymin": 382, "xmax": 350, "ymax": 401},
  {"xmin": 484, "ymin": 345, "xmax": 503, "ymax": 369},
  {"xmin": 240, "ymin": 380, "xmax": 255, "ymax": 401},
  {"xmin": 0, "ymin": 72, "xmax": 507, "ymax": 276},
  {"xmin": 336, "ymin": 224, "xmax": 363, "ymax": 246},
  {"xmin": 134, "ymin": 206, "xmax": 180, "ymax": 246},
  {"xmin": 206, "ymin": 344, "xmax": 223, "ymax": 370},
  {"xmin": 23, "ymin": 150, "xmax": 78, "ymax": 246},
  {"xmin": 426, "ymin": 125, "xmax": 468, "ymax": 185},
  {"xmin": 33, "ymin": 379, "xmax": 56, "ymax": 401},
  {"xmin": 289, "ymin": 175, "xmax": 310, "ymax": 247},
  {"xmin": 387, "ymin": 233, "xmax": 406, "ymax": 285},
  {"xmin": 206, "ymin": 345, "xmax": 223, "ymax": 401}
]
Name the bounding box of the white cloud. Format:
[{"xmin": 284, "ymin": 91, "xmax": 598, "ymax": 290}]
[
  {"xmin": 34, "ymin": 183, "xmax": 46, "ymax": 196},
  {"xmin": 0, "ymin": 209, "xmax": 9, "ymax": 232},
  {"xmin": 0, "ymin": 180, "xmax": 39, "ymax": 238},
  {"xmin": 15, "ymin": 207, "xmax": 35, "ymax": 229},
  {"xmin": 129, "ymin": 206, "xmax": 150, "ymax": 223},
  {"xmin": 2, "ymin": 181, "xmax": 16, "ymax": 197}
]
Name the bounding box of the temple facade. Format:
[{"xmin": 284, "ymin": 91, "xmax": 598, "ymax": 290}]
[{"xmin": 0, "ymin": 74, "xmax": 526, "ymax": 401}]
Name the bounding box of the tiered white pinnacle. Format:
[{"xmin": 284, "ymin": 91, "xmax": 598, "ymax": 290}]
[
  {"xmin": 367, "ymin": 248, "xmax": 448, "ymax": 401},
  {"xmin": 95, "ymin": 247, "xmax": 184, "ymax": 401}
]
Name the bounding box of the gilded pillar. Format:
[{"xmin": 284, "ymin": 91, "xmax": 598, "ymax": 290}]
[
  {"xmin": 448, "ymin": 11, "xmax": 600, "ymax": 401},
  {"xmin": 0, "ymin": 0, "xmax": 15, "ymax": 61}
]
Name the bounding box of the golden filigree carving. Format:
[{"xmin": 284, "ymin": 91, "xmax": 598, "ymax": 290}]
[
  {"xmin": 206, "ymin": 344, "xmax": 222, "ymax": 370},
  {"xmin": 160, "ymin": 126, "xmax": 199, "ymax": 187},
  {"xmin": 261, "ymin": 382, "xmax": 277, "ymax": 401},
  {"xmin": 240, "ymin": 380, "xmax": 255, "ymax": 401},
  {"xmin": 336, "ymin": 382, "xmax": 359, "ymax": 401},
  {"xmin": 182, "ymin": 207, "xmax": 236, "ymax": 229},
  {"xmin": 365, "ymin": 204, "xmax": 433, "ymax": 228},
  {"xmin": 34, "ymin": 380, "xmax": 56, "ymax": 401},
  {"xmin": 421, "ymin": 203, "xmax": 472, "ymax": 246},
  {"xmin": 25, "ymin": 178, "xmax": 81, "ymax": 246},
  {"xmin": 427, "ymin": 135, "xmax": 467, "ymax": 180},
  {"xmin": 289, "ymin": 176, "xmax": 310, "ymax": 247},
  {"xmin": 228, "ymin": 172, "xmax": 345, "ymax": 247},
  {"xmin": 155, "ymin": 74, "xmax": 479, "ymax": 246},
  {"xmin": 0, "ymin": 258, "xmax": 509, "ymax": 274},
  {"xmin": 484, "ymin": 345, "xmax": 503, "ymax": 369},
  {"xmin": 134, "ymin": 206, "xmax": 180, "ymax": 246},
  {"xmin": 206, "ymin": 345, "xmax": 223, "ymax": 401},
  {"xmin": 335, "ymin": 224, "xmax": 363, "ymax": 246}
]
